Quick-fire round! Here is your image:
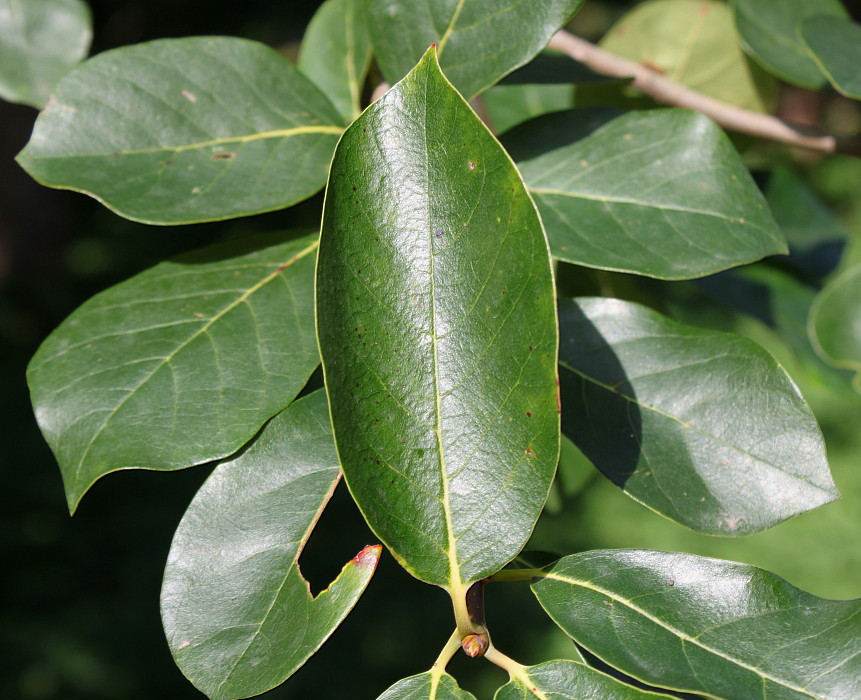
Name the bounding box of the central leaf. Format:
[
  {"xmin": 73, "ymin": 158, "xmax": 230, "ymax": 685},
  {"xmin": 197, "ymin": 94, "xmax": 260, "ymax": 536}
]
[{"xmin": 317, "ymin": 48, "xmax": 559, "ymax": 591}]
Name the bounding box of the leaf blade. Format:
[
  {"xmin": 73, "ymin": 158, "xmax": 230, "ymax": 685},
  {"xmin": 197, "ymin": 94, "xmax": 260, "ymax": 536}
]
[
  {"xmin": 161, "ymin": 390, "xmax": 381, "ymax": 700},
  {"xmin": 504, "ymin": 108, "xmax": 786, "ymax": 280},
  {"xmin": 16, "ymin": 37, "xmax": 343, "ymax": 224},
  {"xmin": 298, "ymin": 0, "xmax": 372, "ymax": 123},
  {"xmin": 558, "ymin": 297, "xmax": 836, "ymax": 535},
  {"xmin": 28, "ymin": 231, "xmax": 321, "ymax": 511},
  {"xmin": 531, "ymin": 550, "xmax": 861, "ymax": 700},
  {"xmin": 378, "ymin": 672, "xmax": 477, "ymax": 699},
  {"xmin": 809, "ymin": 263, "xmax": 861, "ymax": 390},
  {"xmin": 316, "ymin": 48, "xmax": 559, "ymax": 588},
  {"xmin": 0, "ymin": 0, "xmax": 91, "ymax": 107},
  {"xmin": 368, "ymin": 0, "xmax": 585, "ymax": 99},
  {"xmin": 800, "ymin": 15, "xmax": 861, "ymax": 99}
]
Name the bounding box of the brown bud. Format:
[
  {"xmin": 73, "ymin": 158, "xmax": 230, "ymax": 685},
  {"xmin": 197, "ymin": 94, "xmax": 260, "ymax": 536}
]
[{"xmin": 461, "ymin": 633, "xmax": 489, "ymax": 658}]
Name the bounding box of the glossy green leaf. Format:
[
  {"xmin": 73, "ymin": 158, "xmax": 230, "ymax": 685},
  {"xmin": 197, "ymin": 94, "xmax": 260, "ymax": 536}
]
[
  {"xmin": 0, "ymin": 0, "xmax": 91, "ymax": 108},
  {"xmin": 28, "ymin": 231, "xmax": 321, "ymax": 512},
  {"xmin": 317, "ymin": 48, "xmax": 559, "ymax": 591},
  {"xmin": 733, "ymin": 0, "xmax": 846, "ymax": 89},
  {"xmin": 494, "ymin": 660, "xmax": 673, "ymax": 699},
  {"xmin": 810, "ymin": 263, "xmax": 861, "ymax": 390},
  {"xmin": 378, "ymin": 672, "xmax": 477, "ymax": 699},
  {"xmin": 298, "ymin": 0, "xmax": 371, "ymax": 123},
  {"xmin": 532, "ymin": 550, "xmax": 861, "ymax": 699},
  {"xmin": 161, "ymin": 391, "xmax": 381, "ymax": 700},
  {"xmin": 504, "ymin": 108, "xmax": 785, "ymax": 279},
  {"xmin": 558, "ymin": 297, "xmax": 836, "ymax": 535},
  {"xmin": 16, "ymin": 37, "xmax": 343, "ymax": 225},
  {"xmin": 801, "ymin": 15, "xmax": 861, "ymax": 99},
  {"xmin": 367, "ymin": 0, "xmax": 585, "ymax": 99},
  {"xmin": 601, "ymin": 0, "xmax": 776, "ymax": 112}
]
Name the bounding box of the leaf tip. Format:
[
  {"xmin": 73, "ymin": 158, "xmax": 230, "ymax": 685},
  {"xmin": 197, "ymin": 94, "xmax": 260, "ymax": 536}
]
[{"xmin": 351, "ymin": 544, "xmax": 382, "ymax": 568}]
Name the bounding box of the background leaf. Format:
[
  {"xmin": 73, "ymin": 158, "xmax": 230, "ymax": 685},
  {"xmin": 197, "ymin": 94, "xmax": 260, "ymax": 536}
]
[
  {"xmin": 482, "ymin": 84, "xmax": 573, "ymax": 135},
  {"xmin": 800, "ymin": 15, "xmax": 861, "ymax": 99},
  {"xmin": 532, "ymin": 550, "xmax": 861, "ymax": 700},
  {"xmin": 378, "ymin": 672, "xmax": 477, "ymax": 699},
  {"xmin": 28, "ymin": 231, "xmax": 321, "ymax": 512},
  {"xmin": 733, "ymin": 0, "xmax": 846, "ymax": 89},
  {"xmin": 504, "ymin": 108, "xmax": 786, "ymax": 280},
  {"xmin": 317, "ymin": 48, "xmax": 559, "ymax": 589},
  {"xmin": 16, "ymin": 37, "xmax": 343, "ymax": 224},
  {"xmin": 0, "ymin": 0, "xmax": 91, "ymax": 108},
  {"xmin": 600, "ymin": 0, "xmax": 776, "ymax": 112},
  {"xmin": 161, "ymin": 390, "xmax": 381, "ymax": 700},
  {"xmin": 558, "ymin": 297, "xmax": 836, "ymax": 535},
  {"xmin": 810, "ymin": 263, "xmax": 861, "ymax": 390},
  {"xmin": 367, "ymin": 0, "xmax": 585, "ymax": 99},
  {"xmin": 494, "ymin": 660, "xmax": 673, "ymax": 699},
  {"xmin": 298, "ymin": 0, "xmax": 371, "ymax": 124}
]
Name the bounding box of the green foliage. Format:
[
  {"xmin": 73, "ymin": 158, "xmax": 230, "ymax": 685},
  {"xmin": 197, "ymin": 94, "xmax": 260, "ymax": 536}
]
[
  {"xmin": 8, "ymin": 0, "xmax": 861, "ymax": 698},
  {"xmin": 0, "ymin": 0, "xmax": 91, "ymax": 108}
]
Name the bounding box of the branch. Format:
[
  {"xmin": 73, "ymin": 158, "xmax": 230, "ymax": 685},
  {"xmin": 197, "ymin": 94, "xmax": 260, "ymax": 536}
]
[{"xmin": 547, "ymin": 30, "xmax": 861, "ymax": 157}]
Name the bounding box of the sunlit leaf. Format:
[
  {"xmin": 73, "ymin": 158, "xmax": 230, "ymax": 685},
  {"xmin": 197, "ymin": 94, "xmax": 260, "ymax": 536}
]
[
  {"xmin": 317, "ymin": 48, "xmax": 559, "ymax": 592},
  {"xmin": 28, "ymin": 231, "xmax": 321, "ymax": 512},
  {"xmin": 532, "ymin": 550, "xmax": 861, "ymax": 699},
  {"xmin": 16, "ymin": 37, "xmax": 343, "ymax": 224},
  {"xmin": 0, "ymin": 0, "xmax": 91, "ymax": 107},
  {"xmin": 558, "ymin": 297, "xmax": 836, "ymax": 535},
  {"xmin": 162, "ymin": 391, "xmax": 381, "ymax": 700},
  {"xmin": 298, "ymin": 0, "xmax": 371, "ymax": 123},
  {"xmin": 368, "ymin": 0, "xmax": 585, "ymax": 98},
  {"xmin": 505, "ymin": 108, "xmax": 785, "ymax": 279}
]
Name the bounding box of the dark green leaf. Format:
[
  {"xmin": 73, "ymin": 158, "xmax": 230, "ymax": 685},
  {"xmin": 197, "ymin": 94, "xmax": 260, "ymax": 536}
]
[
  {"xmin": 16, "ymin": 37, "xmax": 343, "ymax": 224},
  {"xmin": 498, "ymin": 52, "xmax": 617, "ymax": 86},
  {"xmin": 161, "ymin": 391, "xmax": 381, "ymax": 700},
  {"xmin": 298, "ymin": 0, "xmax": 371, "ymax": 124},
  {"xmin": 733, "ymin": 0, "xmax": 846, "ymax": 89},
  {"xmin": 378, "ymin": 672, "xmax": 477, "ymax": 699},
  {"xmin": 0, "ymin": 0, "xmax": 91, "ymax": 108},
  {"xmin": 810, "ymin": 263, "xmax": 861, "ymax": 390},
  {"xmin": 801, "ymin": 15, "xmax": 861, "ymax": 99},
  {"xmin": 532, "ymin": 550, "xmax": 861, "ymax": 699},
  {"xmin": 28, "ymin": 231, "xmax": 321, "ymax": 512},
  {"xmin": 558, "ymin": 297, "xmax": 836, "ymax": 535},
  {"xmin": 368, "ymin": 0, "xmax": 585, "ymax": 99},
  {"xmin": 494, "ymin": 660, "xmax": 673, "ymax": 699},
  {"xmin": 505, "ymin": 109, "xmax": 785, "ymax": 279},
  {"xmin": 317, "ymin": 48, "xmax": 559, "ymax": 593},
  {"xmin": 601, "ymin": 0, "xmax": 776, "ymax": 112},
  {"xmin": 483, "ymin": 83, "xmax": 573, "ymax": 134}
]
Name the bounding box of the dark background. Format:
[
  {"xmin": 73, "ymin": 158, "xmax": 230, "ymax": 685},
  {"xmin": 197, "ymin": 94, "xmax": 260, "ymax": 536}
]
[{"xmin": 2, "ymin": 2, "xmax": 860, "ymax": 699}]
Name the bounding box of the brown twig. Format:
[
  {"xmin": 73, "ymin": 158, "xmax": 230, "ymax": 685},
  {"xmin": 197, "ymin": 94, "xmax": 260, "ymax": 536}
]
[{"xmin": 547, "ymin": 30, "xmax": 861, "ymax": 157}]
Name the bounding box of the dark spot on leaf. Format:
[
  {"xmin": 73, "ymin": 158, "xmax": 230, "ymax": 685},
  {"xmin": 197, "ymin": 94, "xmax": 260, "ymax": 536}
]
[
  {"xmin": 212, "ymin": 152, "xmax": 236, "ymax": 161},
  {"xmin": 526, "ymin": 412, "xmax": 532, "ymax": 418},
  {"xmin": 352, "ymin": 186, "xmax": 357, "ymax": 191},
  {"xmin": 529, "ymin": 346, "xmax": 533, "ymax": 351},
  {"xmin": 667, "ymin": 579, "xmax": 675, "ymax": 586}
]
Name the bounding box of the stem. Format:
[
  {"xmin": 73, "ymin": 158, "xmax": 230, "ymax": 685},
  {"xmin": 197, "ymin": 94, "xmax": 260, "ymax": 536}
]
[
  {"xmin": 484, "ymin": 645, "xmax": 549, "ymax": 699},
  {"xmin": 547, "ymin": 30, "xmax": 861, "ymax": 157},
  {"xmin": 431, "ymin": 628, "xmax": 463, "ymax": 673},
  {"xmin": 487, "ymin": 568, "xmax": 547, "ymax": 582}
]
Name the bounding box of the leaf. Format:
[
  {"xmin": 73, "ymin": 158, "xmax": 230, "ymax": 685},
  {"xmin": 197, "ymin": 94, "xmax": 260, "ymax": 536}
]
[
  {"xmin": 316, "ymin": 47, "xmax": 559, "ymax": 593},
  {"xmin": 494, "ymin": 660, "xmax": 673, "ymax": 699},
  {"xmin": 482, "ymin": 83, "xmax": 573, "ymax": 134},
  {"xmin": 0, "ymin": 0, "xmax": 91, "ymax": 108},
  {"xmin": 16, "ymin": 37, "xmax": 343, "ymax": 225},
  {"xmin": 733, "ymin": 0, "xmax": 847, "ymax": 89},
  {"xmin": 161, "ymin": 390, "xmax": 381, "ymax": 700},
  {"xmin": 28, "ymin": 231, "xmax": 321, "ymax": 512},
  {"xmin": 367, "ymin": 0, "xmax": 585, "ymax": 99},
  {"xmin": 601, "ymin": 0, "xmax": 776, "ymax": 113},
  {"xmin": 498, "ymin": 51, "xmax": 618, "ymax": 86},
  {"xmin": 298, "ymin": 0, "xmax": 372, "ymax": 124},
  {"xmin": 558, "ymin": 297, "xmax": 836, "ymax": 535},
  {"xmin": 764, "ymin": 168, "xmax": 846, "ymax": 281},
  {"xmin": 800, "ymin": 15, "xmax": 861, "ymax": 99},
  {"xmin": 378, "ymin": 672, "xmax": 477, "ymax": 699},
  {"xmin": 531, "ymin": 550, "xmax": 861, "ymax": 700},
  {"xmin": 504, "ymin": 108, "xmax": 786, "ymax": 280},
  {"xmin": 810, "ymin": 263, "xmax": 861, "ymax": 390}
]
